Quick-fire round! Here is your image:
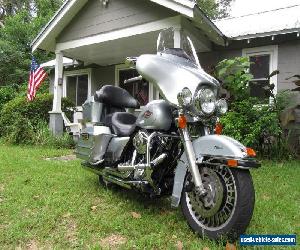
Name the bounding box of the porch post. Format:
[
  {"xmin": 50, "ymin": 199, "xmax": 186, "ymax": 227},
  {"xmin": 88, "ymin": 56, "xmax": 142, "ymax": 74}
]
[{"xmin": 49, "ymin": 51, "xmax": 64, "ymax": 136}]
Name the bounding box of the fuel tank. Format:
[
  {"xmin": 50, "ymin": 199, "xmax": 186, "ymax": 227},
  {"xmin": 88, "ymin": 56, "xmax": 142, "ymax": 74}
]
[{"xmin": 136, "ymin": 100, "xmax": 173, "ymax": 131}]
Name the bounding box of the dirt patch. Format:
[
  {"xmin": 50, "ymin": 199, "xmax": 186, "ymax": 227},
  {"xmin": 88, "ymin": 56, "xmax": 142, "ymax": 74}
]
[
  {"xmin": 176, "ymin": 240, "xmax": 183, "ymax": 250},
  {"xmin": 44, "ymin": 155, "xmax": 76, "ymax": 162},
  {"xmin": 51, "ymin": 215, "xmax": 79, "ymax": 248},
  {"xmin": 25, "ymin": 240, "xmax": 39, "ymax": 250},
  {"xmin": 65, "ymin": 219, "xmax": 78, "ymax": 247},
  {"xmin": 262, "ymin": 194, "xmax": 271, "ymax": 201},
  {"xmin": 100, "ymin": 234, "xmax": 127, "ymax": 249},
  {"xmin": 16, "ymin": 240, "xmax": 53, "ymax": 250},
  {"xmin": 0, "ymin": 184, "xmax": 4, "ymax": 192},
  {"xmin": 131, "ymin": 211, "xmax": 141, "ymax": 219}
]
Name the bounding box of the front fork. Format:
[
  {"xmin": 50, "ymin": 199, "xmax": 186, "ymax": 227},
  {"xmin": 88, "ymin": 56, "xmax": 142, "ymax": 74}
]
[{"xmin": 179, "ymin": 127, "xmax": 207, "ymax": 196}]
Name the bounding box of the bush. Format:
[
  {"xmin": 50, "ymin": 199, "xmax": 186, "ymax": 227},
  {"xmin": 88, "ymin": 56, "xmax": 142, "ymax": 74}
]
[
  {"xmin": 0, "ymin": 93, "xmax": 75, "ymax": 147},
  {"xmin": 215, "ymin": 57, "xmax": 253, "ymax": 102},
  {"xmin": 215, "ymin": 57, "xmax": 293, "ymax": 159},
  {"xmin": 0, "ymin": 85, "xmax": 17, "ymax": 110},
  {"xmin": 31, "ymin": 121, "xmax": 75, "ymax": 148},
  {"xmin": 219, "ymin": 98, "xmax": 290, "ymax": 159}
]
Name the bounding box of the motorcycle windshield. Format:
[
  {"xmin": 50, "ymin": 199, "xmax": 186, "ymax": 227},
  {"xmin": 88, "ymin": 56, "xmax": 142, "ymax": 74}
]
[{"xmin": 157, "ymin": 28, "xmax": 201, "ymax": 68}]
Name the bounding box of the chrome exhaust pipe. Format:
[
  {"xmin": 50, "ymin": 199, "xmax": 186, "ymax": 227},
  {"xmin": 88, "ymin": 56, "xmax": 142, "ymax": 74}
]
[
  {"xmin": 118, "ymin": 153, "xmax": 168, "ymax": 172},
  {"xmin": 102, "ymin": 175, "xmax": 132, "ymax": 189},
  {"xmin": 82, "ymin": 163, "xmax": 148, "ymax": 189},
  {"xmin": 102, "ymin": 175, "xmax": 148, "ymax": 189}
]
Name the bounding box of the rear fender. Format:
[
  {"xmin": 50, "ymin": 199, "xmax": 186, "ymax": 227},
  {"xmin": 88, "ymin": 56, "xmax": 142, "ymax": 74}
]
[{"xmin": 171, "ymin": 135, "xmax": 260, "ymax": 207}]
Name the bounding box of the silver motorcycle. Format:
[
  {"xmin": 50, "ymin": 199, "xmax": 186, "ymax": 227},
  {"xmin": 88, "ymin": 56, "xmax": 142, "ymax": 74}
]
[{"xmin": 76, "ymin": 28, "xmax": 260, "ymax": 241}]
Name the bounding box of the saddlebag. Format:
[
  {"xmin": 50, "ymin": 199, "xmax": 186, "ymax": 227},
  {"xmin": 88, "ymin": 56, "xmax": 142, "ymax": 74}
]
[
  {"xmin": 75, "ymin": 126, "xmax": 114, "ymax": 164},
  {"xmin": 82, "ymin": 97, "xmax": 103, "ymax": 124}
]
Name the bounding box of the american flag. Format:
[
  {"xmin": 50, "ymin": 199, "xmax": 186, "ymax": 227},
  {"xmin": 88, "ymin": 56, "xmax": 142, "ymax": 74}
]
[{"xmin": 27, "ymin": 57, "xmax": 47, "ymax": 101}]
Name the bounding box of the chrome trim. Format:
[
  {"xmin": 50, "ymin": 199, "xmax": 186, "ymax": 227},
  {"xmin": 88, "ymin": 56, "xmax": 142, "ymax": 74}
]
[
  {"xmin": 179, "ymin": 127, "xmax": 206, "ymax": 195},
  {"xmin": 118, "ymin": 153, "xmax": 168, "ymax": 172}
]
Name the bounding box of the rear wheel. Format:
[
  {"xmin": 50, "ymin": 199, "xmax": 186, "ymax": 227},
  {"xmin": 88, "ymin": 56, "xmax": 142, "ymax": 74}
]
[{"xmin": 180, "ymin": 166, "xmax": 255, "ymax": 241}]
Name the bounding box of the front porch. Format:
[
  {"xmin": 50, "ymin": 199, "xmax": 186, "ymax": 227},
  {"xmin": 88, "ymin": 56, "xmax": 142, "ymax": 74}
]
[
  {"xmin": 31, "ymin": 0, "xmax": 225, "ymax": 135},
  {"xmin": 49, "ymin": 18, "xmax": 222, "ymax": 135}
]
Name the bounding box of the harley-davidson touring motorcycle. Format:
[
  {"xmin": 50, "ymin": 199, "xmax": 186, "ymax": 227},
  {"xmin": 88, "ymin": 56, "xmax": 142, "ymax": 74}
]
[{"xmin": 75, "ymin": 28, "xmax": 260, "ymax": 240}]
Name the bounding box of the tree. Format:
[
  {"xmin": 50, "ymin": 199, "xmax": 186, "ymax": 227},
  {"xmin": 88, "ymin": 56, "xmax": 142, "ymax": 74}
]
[
  {"xmin": 0, "ymin": 0, "xmax": 62, "ymax": 86},
  {"xmin": 197, "ymin": 0, "xmax": 234, "ymax": 19}
]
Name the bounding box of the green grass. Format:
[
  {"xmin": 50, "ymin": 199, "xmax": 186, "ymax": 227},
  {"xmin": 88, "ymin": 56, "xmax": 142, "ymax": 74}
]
[{"xmin": 0, "ymin": 144, "xmax": 299, "ymax": 249}]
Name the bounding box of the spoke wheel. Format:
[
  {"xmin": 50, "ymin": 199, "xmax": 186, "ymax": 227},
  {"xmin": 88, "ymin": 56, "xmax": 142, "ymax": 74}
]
[
  {"xmin": 181, "ymin": 166, "xmax": 255, "ymax": 241},
  {"xmin": 187, "ymin": 166, "xmax": 237, "ymax": 230}
]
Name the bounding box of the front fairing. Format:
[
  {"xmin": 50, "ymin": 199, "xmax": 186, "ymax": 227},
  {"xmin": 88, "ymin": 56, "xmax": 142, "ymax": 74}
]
[{"xmin": 136, "ymin": 53, "xmax": 220, "ymax": 107}]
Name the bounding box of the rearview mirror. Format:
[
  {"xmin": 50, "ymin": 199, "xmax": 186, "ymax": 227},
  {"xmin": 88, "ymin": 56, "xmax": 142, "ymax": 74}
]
[
  {"xmin": 267, "ymin": 70, "xmax": 280, "ymax": 79},
  {"xmin": 125, "ymin": 57, "xmax": 137, "ymax": 68}
]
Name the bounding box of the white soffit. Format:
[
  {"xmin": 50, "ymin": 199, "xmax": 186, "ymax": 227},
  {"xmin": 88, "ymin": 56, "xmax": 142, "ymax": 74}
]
[
  {"xmin": 41, "ymin": 57, "xmax": 75, "ymax": 68},
  {"xmin": 31, "ymin": 0, "xmax": 224, "ymax": 52}
]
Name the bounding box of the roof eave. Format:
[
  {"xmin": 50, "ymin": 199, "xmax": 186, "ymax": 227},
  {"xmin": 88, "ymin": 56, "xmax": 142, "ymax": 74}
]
[
  {"xmin": 31, "ymin": 0, "xmax": 88, "ymax": 52},
  {"xmin": 31, "ymin": 0, "xmax": 227, "ymax": 52},
  {"xmin": 229, "ymin": 28, "xmax": 300, "ymax": 40},
  {"xmin": 31, "ymin": 0, "xmax": 70, "ymax": 49},
  {"xmin": 193, "ymin": 6, "xmax": 227, "ymax": 46}
]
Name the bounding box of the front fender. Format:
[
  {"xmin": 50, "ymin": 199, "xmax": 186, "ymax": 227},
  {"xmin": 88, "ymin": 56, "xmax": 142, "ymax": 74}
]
[{"xmin": 171, "ymin": 135, "xmax": 260, "ymax": 207}]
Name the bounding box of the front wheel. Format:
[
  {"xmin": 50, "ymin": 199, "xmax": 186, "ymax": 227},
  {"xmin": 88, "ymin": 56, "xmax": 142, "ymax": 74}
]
[{"xmin": 180, "ymin": 166, "xmax": 255, "ymax": 241}]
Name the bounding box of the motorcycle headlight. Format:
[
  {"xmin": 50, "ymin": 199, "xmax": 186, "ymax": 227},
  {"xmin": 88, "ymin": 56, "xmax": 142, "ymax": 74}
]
[
  {"xmin": 195, "ymin": 88, "xmax": 216, "ymax": 115},
  {"xmin": 216, "ymin": 99, "xmax": 228, "ymax": 115},
  {"xmin": 177, "ymin": 87, "xmax": 192, "ymax": 106}
]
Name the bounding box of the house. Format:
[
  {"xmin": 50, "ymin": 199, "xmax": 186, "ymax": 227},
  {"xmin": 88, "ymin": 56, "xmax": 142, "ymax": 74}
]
[
  {"xmin": 31, "ymin": 1, "xmax": 300, "ymax": 135},
  {"xmin": 31, "ymin": 0, "xmax": 226, "ymax": 135},
  {"xmin": 200, "ymin": 4, "xmax": 300, "ymax": 99}
]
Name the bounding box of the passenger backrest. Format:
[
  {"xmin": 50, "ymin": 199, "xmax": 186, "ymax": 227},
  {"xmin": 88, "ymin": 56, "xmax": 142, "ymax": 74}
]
[{"xmin": 94, "ymin": 85, "xmax": 140, "ymax": 109}]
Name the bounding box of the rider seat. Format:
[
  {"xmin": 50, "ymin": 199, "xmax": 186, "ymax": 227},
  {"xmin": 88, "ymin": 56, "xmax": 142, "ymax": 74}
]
[
  {"xmin": 111, "ymin": 112, "xmax": 137, "ymax": 137},
  {"xmin": 94, "ymin": 85, "xmax": 140, "ymax": 136}
]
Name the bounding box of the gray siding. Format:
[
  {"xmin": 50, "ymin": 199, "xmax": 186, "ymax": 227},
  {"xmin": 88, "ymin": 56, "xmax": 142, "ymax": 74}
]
[
  {"xmin": 199, "ymin": 49, "xmax": 242, "ymax": 73},
  {"xmin": 277, "ymin": 40, "xmax": 300, "ymax": 91},
  {"xmin": 200, "ymin": 40, "xmax": 300, "ymax": 95},
  {"xmin": 58, "ymin": 0, "xmax": 176, "ymax": 43},
  {"xmin": 91, "ymin": 66, "xmax": 115, "ymax": 94}
]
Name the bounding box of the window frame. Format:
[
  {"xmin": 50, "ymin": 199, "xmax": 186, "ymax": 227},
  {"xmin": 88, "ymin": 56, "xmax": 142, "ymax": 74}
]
[
  {"xmin": 63, "ymin": 68, "xmax": 92, "ymax": 108},
  {"xmin": 242, "ymin": 45, "xmax": 278, "ymax": 97},
  {"xmin": 115, "ymin": 64, "xmax": 157, "ymax": 108}
]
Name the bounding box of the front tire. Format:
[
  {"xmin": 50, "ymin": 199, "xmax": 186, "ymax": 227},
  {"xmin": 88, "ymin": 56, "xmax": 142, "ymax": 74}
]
[{"xmin": 180, "ymin": 166, "xmax": 255, "ymax": 241}]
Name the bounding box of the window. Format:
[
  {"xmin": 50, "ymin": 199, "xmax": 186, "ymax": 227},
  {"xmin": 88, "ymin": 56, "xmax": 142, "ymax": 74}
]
[
  {"xmin": 243, "ymin": 46, "xmax": 278, "ymax": 101},
  {"xmin": 63, "ymin": 69, "xmax": 91, "ymax": 106},
  {"xmin": 116, "ymin": 65, "xmax": 151, "ymax": 106}
]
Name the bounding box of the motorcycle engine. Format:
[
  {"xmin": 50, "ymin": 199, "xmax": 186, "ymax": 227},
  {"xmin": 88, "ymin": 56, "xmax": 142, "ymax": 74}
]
[
  {"xmin": 133, "ymin": 131, "xmax": 149, "ymax": 154},
  {"xmin": 133, "ymin": 130, "xmax": 170, "ymax": 156}
]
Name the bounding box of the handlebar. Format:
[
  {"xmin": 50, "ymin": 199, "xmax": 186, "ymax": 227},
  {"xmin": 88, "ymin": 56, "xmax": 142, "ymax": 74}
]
[
  {"xmin": 125, "ymin": 57, "xmax": 137, "ymax": 67},
  {"xmin": 124, "ymin": 75, "xmax": 143, "ymax": 84}
]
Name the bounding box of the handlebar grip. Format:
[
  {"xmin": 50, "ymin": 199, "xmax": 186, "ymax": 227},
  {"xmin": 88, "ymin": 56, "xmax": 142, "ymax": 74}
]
[{"xmin": 124, "ymin": 75, "xmax": 143, "ymax": 84}]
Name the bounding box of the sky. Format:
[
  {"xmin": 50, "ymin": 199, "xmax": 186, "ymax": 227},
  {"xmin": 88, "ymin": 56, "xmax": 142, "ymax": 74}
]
[{"xmin": 230, "ymin": 0, "xmax": 300, "ymax": 17}]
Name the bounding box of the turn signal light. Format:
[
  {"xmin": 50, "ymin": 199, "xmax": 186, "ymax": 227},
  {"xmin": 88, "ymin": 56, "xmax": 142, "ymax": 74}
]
[
  {"xmin": 215, "ymin": 122, "xmax": 223, "ymax": 135},
  {"xmin": 246, "ymin": 147, "xmax": 256, "ymax": 157},
  {"xmin": 227, "ymin": 159, "xmax": 238, "ymax": 167},
  {"xmin": 178, "ymin": 115, "xmax": 187, "ymax": 129}
]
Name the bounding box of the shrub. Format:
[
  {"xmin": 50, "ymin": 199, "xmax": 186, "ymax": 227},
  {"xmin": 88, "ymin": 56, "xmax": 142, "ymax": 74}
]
[
  {"xmin": 31, "ymin": 121, "xmax": 75, "ymax": 148},
  {"xmin": 0, "ymin": 93, "xmax": 75, "ymax": 147},
  {"xmin": 215, "ymin": 57, "xmax": 253, "ymax": 102},
  {"xmin": 0, "ymin": 85, "xmax": 17, "ymax": 110},
  {"xmin": 219, "ymin": 98, "xmax": 290, "ymax": 158},
  {"xmin": 215, "ymin": 57, "xmax": 294, "ymax": 159}
]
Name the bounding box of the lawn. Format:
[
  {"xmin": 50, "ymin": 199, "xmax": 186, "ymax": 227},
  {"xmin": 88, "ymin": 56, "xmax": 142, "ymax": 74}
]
[{"xmin": 0, "ymin": 144, "xmax": 299, "ymax": 249}]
